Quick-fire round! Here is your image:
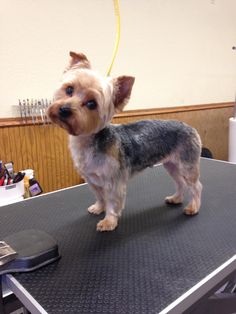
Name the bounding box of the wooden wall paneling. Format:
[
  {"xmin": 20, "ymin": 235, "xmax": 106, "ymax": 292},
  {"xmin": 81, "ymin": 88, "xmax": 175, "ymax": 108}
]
[
  {"xmin": 54, "ymin": 126, "xmax": 69, "ymax": 190},
  {"xmin": 39, "ymin": 125, "xmax": 50, "ymax": 191},
  {"xmin": 1, "ymin": 128, "xmax": 12, "ymax": 165},
  {"xmin": 48, "ymin": 125, "xmax": 60, "ymax": 191},
  {"xmin": 0, "ymin": 123, "xmax": 83, "ymax": 194},
  {"xmin": 169, "ymin": 107, "xmax": 232, "ymax": 161},
  {"xmin": 30, "ymin": 125, "xmax": 40, "ymax": 179},
  {"xmin": 18, "ymin": 125, "xmax": 29, "ymax": 171},
  {"xmin": 1, "ymin": 126, "xmax": 28, "ymax": 172},
  {"xmin": 9, "ymin": 126, "xmax": 26, "ymax": 172},
  {"xmin": 52, "ymin": 125, "xmax": 62, "ymax": 191},
  {"xmin": 36, "ymin": 125, "xmax": 50, "ymax": 192}
]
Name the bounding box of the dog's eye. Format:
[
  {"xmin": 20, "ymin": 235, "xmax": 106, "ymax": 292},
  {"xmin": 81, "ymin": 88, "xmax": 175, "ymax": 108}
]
[
  {"xmin": 85, "ymin": 100, "xmax": 97, "ymax": 110},
  {"xmin": 65, "ymin": 86, "xmax": 74, "ymax": 97}
]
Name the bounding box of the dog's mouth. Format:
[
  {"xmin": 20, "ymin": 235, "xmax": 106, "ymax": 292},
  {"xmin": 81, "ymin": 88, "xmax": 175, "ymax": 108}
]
[
  {"xmin": 59, "ymin": 119, "xmax": 76, "ymax": 135},
  {"xmin": 47, "ymin": 105, "xmax": 78, "ymax": 136},
  {"xmin": 56, "ymin": 116, "xmax": 79, "ymax": 136}
]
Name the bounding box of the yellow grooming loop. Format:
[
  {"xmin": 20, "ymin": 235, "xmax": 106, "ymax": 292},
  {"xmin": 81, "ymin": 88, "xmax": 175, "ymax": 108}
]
[{"xmin": 106, "ymin": 0, "xmax": 121, "ymax": 76}]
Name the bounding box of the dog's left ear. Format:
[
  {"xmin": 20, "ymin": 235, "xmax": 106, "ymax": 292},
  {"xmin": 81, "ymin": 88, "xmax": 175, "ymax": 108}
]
[
  {"xmin": 64, "ymin": 52, "xmax": 91, "ymax": 72},
  {"xmin": 112, "ymin": 76, "xmax": 135, "ymax": 113}
]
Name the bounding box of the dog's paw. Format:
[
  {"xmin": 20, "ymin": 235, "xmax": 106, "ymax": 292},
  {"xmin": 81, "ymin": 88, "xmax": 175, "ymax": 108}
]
[
  {"xmin": 96, "ymin": 216, "xmax": 118, "ymax": 232},
  {"xmin": 184, "ymin": 199, "xmax": 200, "ymax": 216},
  {"xmin": 184, "ymin": 205, "xmax": 199, "ymax": 216},
  {"xmin": 165, "ymin": 194, "xmax": 183, "ymax": 205},
  {"xmin": 88, "ymin": 203, "xmax": 104, "ymax": 215}
]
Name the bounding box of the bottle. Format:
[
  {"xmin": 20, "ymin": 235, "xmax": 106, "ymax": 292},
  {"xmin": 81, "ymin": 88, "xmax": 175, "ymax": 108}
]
[
  {"xmin": 24, "ymin": 176, "xmax": 30, "ymax": 199},
  {"xmin": 29, "ymin": 177, "xmax": 43, "ymax": 196}
]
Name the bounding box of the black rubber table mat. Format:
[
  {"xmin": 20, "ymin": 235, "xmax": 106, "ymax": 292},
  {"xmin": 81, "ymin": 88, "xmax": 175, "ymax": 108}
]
[{"xmin": 0, "ymin": 159, "xmax": 236, "ymax": 313}]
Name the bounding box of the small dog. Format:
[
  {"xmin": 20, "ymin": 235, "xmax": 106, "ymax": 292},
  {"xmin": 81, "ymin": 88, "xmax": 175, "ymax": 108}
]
[{"xmin": 48, "ymin": 52, "xmax": 202, "ymax": 232}]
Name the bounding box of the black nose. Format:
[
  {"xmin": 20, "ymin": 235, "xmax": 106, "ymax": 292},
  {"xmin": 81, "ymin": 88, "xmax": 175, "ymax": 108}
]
[{"xmin": 59, "ymin": 105, "xmax": 72, "ymax": 118}]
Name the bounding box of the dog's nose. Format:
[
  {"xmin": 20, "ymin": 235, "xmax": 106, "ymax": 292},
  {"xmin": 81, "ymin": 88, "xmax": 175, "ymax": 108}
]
[{"xmin": 59, "ymin": 105, "xmax": 72, "ymax": 118}]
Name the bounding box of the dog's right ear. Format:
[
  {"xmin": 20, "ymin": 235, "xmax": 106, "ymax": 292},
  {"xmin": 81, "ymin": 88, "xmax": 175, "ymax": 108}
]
[
  {"xmin": 64, "ymin": 52, "xmax": 91, "ymax": 72},
  {"xmin": 112, "ymin": 76, "xmax": 135, "ymax": 113}
]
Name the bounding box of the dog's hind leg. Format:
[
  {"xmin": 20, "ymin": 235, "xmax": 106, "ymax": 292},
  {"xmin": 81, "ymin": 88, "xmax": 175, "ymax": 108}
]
[
  {"xmin": 163, "ymin": 161, "xmax": 186, "ymax": 205},
  {"xmin": 183, "ymin": 164, "xmax": 202, "ymax": 215}
]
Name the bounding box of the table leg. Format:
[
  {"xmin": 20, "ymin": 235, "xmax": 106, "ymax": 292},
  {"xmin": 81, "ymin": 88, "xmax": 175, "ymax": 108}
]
[{"xmin": 0, "ymin": 276, "xmax": 5, "ymax": 314}]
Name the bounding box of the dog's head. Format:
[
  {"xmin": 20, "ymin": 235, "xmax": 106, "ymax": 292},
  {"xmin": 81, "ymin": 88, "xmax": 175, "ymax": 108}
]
[{"xmin": 48, "ymin": 52, "xmax": 135, "ymax": 136}]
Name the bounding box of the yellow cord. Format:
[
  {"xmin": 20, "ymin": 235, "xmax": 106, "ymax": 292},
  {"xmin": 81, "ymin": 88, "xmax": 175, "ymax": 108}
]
[{"xmin": 106, "ymin": 0, "xmax": 121, "ymax": 76}]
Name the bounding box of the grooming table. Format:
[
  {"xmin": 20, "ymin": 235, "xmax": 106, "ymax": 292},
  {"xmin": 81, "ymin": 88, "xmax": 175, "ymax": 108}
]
[{"xmin": 0, "ymin": 158, "xmax": 236, "ymax": 313}]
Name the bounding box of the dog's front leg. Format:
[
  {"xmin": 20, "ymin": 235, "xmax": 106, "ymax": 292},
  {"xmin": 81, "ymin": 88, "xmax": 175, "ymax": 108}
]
[
  {"xmin": 87, "ymin": 181, "xmax": 105, "ymax": 215},
  {"xmin": 96, "ymin": 179, "xmax": 127, "ymax": 232}
]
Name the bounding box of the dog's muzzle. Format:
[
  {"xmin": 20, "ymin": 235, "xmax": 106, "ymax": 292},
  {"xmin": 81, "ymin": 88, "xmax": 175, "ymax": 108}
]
[{"xmin": 59, "ymin": 105, "xmax": 72, "ymax": 119}]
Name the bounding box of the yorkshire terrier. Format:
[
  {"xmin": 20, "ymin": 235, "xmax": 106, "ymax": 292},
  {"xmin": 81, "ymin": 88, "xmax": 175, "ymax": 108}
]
[{"xmin": 48, "ymin": 52, "xmax": 202, "ymax": 232}]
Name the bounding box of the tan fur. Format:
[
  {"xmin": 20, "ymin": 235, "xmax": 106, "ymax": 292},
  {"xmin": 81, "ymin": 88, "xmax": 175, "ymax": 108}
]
[
  {"xmin": 96, "ymin": 215, "xmax": 118, "ymax": 231},
  {"xmin": 48, "ymin": 69, "xmax": 111, "ymax": 136},
  {"xmin": 107, "ymin": 143, "xmax": 120, "ymax": 161},
  {"xmin": 64, "ymin": 51, "xmax": 91, "ymax": 72},
  {"xmin": 112, "ymin": 76, "xmax": 135, "ymax": 113}
]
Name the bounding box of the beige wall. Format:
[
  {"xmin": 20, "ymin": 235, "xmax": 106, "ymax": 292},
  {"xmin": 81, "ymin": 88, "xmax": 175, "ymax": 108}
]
[{"xmin": 0, "ymin": 0, "xmax": 236, "ymax": 117}]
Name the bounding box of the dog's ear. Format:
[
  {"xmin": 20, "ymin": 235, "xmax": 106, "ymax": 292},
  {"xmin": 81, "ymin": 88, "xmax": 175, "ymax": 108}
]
[
  {"xmin": 64, "ymin": 52, "xmax": 91, "ymax": 72},
  {"xmin": 112, "ymin": 76, "xmax": 135, "ymax": 113}
]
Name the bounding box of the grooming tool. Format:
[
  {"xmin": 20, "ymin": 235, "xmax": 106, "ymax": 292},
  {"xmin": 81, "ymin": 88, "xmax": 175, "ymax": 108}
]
[
  {"xmin": 4, "ymin": 162, "xmax": 14, "ymax": 179},
  {"xmin": 22, "ymin": 99, "xmax": 27, "ymax": 122},
  {"xmin": 32, "ymin": 98, "xmax": 37, "ymax": 124},
  {"xmin": 38, "ymin": 100, "xmax": 44, "ymax": 124},
  {"xmin": 19, "ymin": 99, "xmax": 26, "ymax": 123},
  {"xmin": 26, "ymin": 99, "xmax": 31, "ymax": 121},
  {"xmin": 13, "ymin": 172, "xmax": 25, "ymax": 184},
  {"xmin": 41, "ymin": 99, "xmax": 46, "ymax": 124},
  {"xmin": 46, "ymin": 100, "xmax": 52, "ymax": 125},
  {"xmin": 42, "ymin": 99, "xmax": 48, "ymax": 124},
  {"xmin": 34, "ymin": 99, "xmax": 39, "ymax": 124},
  {"xmin": 41, "ymin": 99, "xmax": 45, "ymax": 123},
  {"xmin": 18, "ymin": 99, "xmax": 23, "ymax": 121},
  {"xmin": 41, "ymin": 99, "xmax": 44, "ymax": 124},
  {"xmin": 0, "ymin": 176, "xmax": 5, "ymax": 186},
  {"xmin": 45, "ymin": 99, "xmax": 50, "ymax": 124},
  {"xmin": 30, "ymin": 99, "xmax": 35, "ymax": 124},
  {"xmin": 0, "ymin": 163, "xmax": 4, "ymax": 186},
  {"xmin": 17, "ymin": 98, "xmax": 51, "ymax": 124},
  {"xmin": 3, "ymin": 174, "xmax": 8, "ymax": 186}
]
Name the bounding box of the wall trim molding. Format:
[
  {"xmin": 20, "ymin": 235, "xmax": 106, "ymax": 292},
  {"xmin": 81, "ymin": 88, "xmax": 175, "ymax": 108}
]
[
  {"xmin": 0, "ymin": 102, "xmax": 233, "ymax": 128},
  {"xmin": 116, "ymin": 102, "xmax": 233, "ymax": 118}
]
